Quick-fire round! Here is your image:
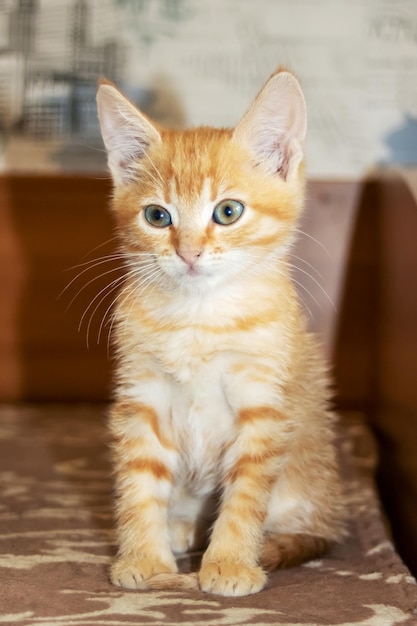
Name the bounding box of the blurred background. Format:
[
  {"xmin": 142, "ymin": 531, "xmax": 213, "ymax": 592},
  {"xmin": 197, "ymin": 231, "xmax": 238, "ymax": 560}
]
[{"xmin": 0, "ymin": 0, "xmax": 417, "ymax": 176}]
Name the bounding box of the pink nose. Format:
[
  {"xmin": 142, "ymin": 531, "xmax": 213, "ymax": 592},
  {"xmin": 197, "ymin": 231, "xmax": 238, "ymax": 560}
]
[{"xmin": 176, "ymin": 248, "xmax": 202, "ymax": 267}]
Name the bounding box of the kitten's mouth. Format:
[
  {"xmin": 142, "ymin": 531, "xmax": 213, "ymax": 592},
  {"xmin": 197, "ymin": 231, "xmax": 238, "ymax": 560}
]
[
  {"xmin": 186, "ymin": 266, "xmax": 200, "ymax": 276},
  {"xmin": 175, "ymin": 259, "xmax": 213, "ymax": 283},
  {"xmin": 179, "ymin": 260, "xmax": 203, "ymax": 278},
  {"xmin": 181, "ymin": 264, "xmax": 212, "ymax": 283}
]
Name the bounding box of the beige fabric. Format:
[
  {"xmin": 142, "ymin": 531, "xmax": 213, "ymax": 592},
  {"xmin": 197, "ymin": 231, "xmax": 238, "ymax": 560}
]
[{"xmin": 0, "ymin": 405, "xmax": 416, "ymax": 625}]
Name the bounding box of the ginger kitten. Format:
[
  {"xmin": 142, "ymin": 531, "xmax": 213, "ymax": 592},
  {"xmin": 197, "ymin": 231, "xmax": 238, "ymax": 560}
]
[{"xmin": 96, "ymin": 68, "xmax": 345, "ymax": 597}]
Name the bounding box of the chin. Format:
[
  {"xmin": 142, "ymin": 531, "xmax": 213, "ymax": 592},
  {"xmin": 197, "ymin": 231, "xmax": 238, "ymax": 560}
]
[{"xmin": 176, "ymin": 271, "xmax": 223, "ymax": 294}]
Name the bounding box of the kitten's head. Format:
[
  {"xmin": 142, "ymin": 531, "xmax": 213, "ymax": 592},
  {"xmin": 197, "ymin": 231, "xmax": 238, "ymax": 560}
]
[{"xmin": 97, "ymin": 69, "xmax": 306, "ymax": 293}]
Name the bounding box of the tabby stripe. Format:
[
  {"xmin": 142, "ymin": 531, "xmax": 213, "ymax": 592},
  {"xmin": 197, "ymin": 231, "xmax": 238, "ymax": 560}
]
[
  {"xmin": 238, "ymin": 406, "xmax": 287, "ymax": 424},
  {"xmin": 127, "ymin": 458, "xmax": 173, "ymax": 482},
  {"xmin": 226, "ymin": 455, "xmax": 280, "ymax": 486},
  {"xmin": 118, "ymin": 497, "xmax": 168, "ymax": 525},
  {"xmin": 111, "ymin": 401, "xmax": 176, "ymax": 452},
  {"xmin": 223, "ymin": 493, "xmax": 266, "ymax": 525},
  {"xmin": 230, "ymin": 362, "xmax": 275, "ymax": 376}
]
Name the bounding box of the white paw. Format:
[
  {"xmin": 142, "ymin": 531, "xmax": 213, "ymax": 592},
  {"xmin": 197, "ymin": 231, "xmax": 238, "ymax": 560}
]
[
  {"xmin": 111, "ymin": 556, "xmax": 177, "ymax": 590},
  {"xmin": 198, "ymin": 560, "xmax": 267, "ymax": 597}
]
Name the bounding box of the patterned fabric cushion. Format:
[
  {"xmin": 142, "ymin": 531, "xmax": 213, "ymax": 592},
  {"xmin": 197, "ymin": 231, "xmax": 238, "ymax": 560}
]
[{"xmin": 0, "ymin": 405, "xmax": 416, "ymax": 625}]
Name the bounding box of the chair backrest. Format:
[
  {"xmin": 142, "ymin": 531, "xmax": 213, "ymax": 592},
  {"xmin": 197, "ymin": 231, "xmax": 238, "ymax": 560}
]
[
  {"xmin": 0, "ymin": 175, "xmax": 114, "ymax": 401},
  {"xmin": 0, "ymin": 173, "xmax": 414, "ymax": 410}
]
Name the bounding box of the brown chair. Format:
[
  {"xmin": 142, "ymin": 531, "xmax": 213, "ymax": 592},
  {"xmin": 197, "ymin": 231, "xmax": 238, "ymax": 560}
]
[{"xmin": 0, "ymin": 173, "xmax": 416, "ymax": 624}]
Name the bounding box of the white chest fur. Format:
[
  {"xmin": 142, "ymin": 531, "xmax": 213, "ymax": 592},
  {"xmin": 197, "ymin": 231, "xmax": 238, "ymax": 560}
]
[
  {"xmin": 118, "ymin": 282, "xmax": 289, "ymax": 491},
  {"xmin": 168, "ymin": 353, "xmax": 235, "ymax": 493}
]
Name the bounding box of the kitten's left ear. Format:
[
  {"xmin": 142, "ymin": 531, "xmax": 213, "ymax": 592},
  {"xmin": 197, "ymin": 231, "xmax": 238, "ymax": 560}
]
[
  {"xmin": 97, "ymin": 79, "xmax": 161, "ymax": 186},
  {"xmin": 232, "ymin": 69, "xmax": 306, "ymax": 181}
]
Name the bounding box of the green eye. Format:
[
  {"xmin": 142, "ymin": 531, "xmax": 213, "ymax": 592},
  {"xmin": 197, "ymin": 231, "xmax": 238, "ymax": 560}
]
[
  {"xmin": 212, "ymin": 199, "xmax": 244, "ymax": 225},
  {"xmin": 144, "ymin": 205, "xmax": 172, "ymax": 228}
]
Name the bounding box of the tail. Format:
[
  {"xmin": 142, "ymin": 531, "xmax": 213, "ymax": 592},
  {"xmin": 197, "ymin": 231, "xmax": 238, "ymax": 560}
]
[
  {"xmin": 259, "ymin": 533, "xmax": 330, "ymax": 571},
  {"xmin": 144, "ymin": 572, "xmax": 200, "ymax": 591}
]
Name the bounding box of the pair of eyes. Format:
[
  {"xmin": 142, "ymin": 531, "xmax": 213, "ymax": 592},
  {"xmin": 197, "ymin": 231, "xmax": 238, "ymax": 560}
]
[{"xmin": 144, "ymin": 200, "xmax": 244, "ymax": 228}]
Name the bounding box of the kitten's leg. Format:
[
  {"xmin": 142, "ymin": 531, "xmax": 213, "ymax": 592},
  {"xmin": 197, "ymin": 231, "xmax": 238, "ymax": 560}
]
[
  {"xmin": 109, "ymin": 400, "xmax": 178, "ymax": 589},
  {"xmin": 199, "ymin": 406, "xmax": 286, "ymax": 597}
]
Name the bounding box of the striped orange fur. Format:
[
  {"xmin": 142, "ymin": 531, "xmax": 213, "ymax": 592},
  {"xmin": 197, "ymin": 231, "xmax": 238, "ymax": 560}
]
[{"xmin": 97, "ymin": 68, "xmax": 346, "ymax": 597}]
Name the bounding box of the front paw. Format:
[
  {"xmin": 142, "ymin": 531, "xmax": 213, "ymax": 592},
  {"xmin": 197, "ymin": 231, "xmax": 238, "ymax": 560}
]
[
  {"xmin": 111, "ymin": 555, "xmax": 177, "ymax": 590},
  {"xmin": 198, "ymin": 560, "xmax": 266, "ymax": 597}
]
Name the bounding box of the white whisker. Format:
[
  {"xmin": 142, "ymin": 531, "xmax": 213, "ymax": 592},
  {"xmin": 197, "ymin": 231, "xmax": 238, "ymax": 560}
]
[
  {"xmin": 82, "ymin": 274, "xmax": 127, "ymax": 349},
  {"xmin": 290, "ymin": 265, "xmax": 336, "ymax": 311},
  {"xmin": 65, "ymin": 253, "xmax": 126, "ymax": 273},
  {"xmin": 289, "ymin": 253, "xmax": 324, "ymax": 280},
  {"xmin": 79, "ymin": 237, "xmax": 120, "ymax": 262},
  {"xmin": 64, "ymin": 264, "xmax": 125, "ymax": 312},
  {"xmin": 83, "ymin": 261, "xmax": 156, "ymax": 348},
  {"xmin": 60, "ymin": 254, "xmax": 126, "ymax": 301},
  {"xmin": 294, "ymin": 228, "xmax": 332, "ymax": 260},
  {"xmin": 104, "ymin": 263, "xmax": 168, "ymax": 351},
  {"xmin": 105, "ymin": 280, "xmax": 137, "ymax": 355}
]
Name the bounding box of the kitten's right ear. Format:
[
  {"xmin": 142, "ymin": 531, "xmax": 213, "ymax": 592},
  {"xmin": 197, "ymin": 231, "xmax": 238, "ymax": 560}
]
[
  {"xmin": 96, "ymin": 80, "xmax": 161, "ymax": 186},
  {"xmin": 233, "ymin": 69, "xmax": 306, "ymax": 181}
]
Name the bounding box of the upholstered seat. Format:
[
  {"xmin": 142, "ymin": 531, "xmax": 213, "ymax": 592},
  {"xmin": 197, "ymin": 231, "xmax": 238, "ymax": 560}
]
[{"xmin": 0, "ymin": 173, "xmax": 416, "ymax": 624}]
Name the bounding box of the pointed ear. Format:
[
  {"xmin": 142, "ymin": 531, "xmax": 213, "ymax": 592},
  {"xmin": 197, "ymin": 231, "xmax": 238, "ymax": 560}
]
[
  {"xmin": 232, "ymin": 70, "xmax": 306, "ymax": 181},
  {"xmin": 96, "ymin": 80, "xmax": 161, "ymax": 186}
]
